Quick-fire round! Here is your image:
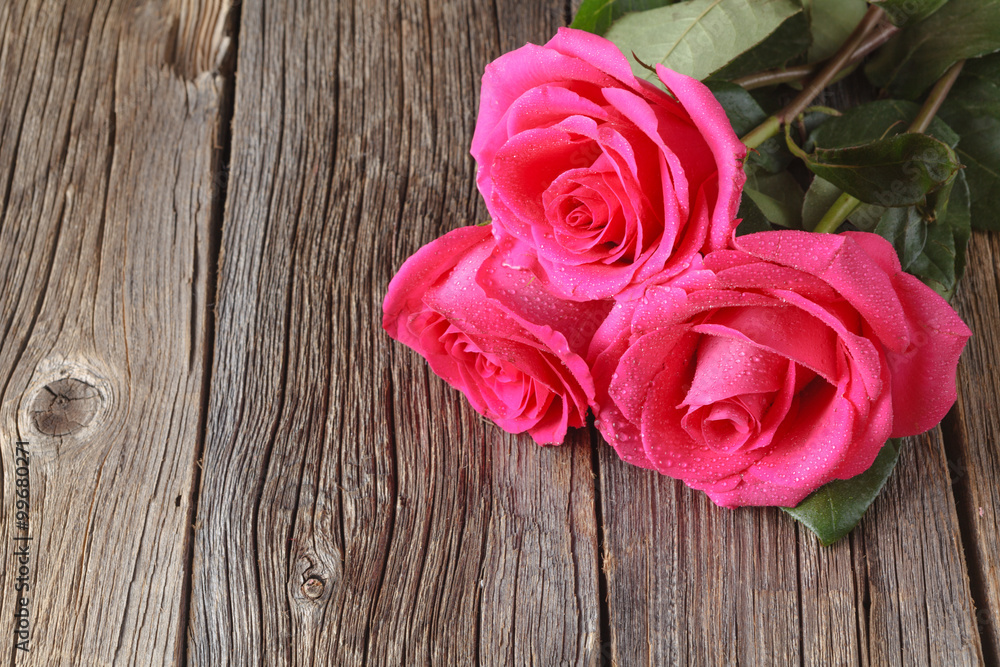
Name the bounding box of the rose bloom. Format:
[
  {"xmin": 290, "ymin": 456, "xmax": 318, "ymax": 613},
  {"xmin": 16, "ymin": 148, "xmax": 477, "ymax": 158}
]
[
  {"xmin": 470, "ymin": 27, "xmax": 747, "ymax": 301},
  {"xmin": 383, "ymin": 224, "xmax": 611, "ymax": 444},
  {"xmin": 589, "ymin": 230, "xmax": 971, "ymax": 507}
]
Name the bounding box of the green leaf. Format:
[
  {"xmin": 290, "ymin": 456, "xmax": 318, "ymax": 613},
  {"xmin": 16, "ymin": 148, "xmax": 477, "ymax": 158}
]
[
  {"xmin": 744, "ymin": 167, "xmax": 805, "ymax": 228},
  {"xmin": 806, "ymin": 99, "xmax": 964, "ymax": 237},
  {"xmin": 801, "ymin": 176, "xmax": 844, "ymax": 230},
  {"xmin": 908, "ymin": 170, "xmax": 972, "ymax": 297},
  {"xmin": 571, "ymin": 0, "xmax": 676, "ymax": 35},
  {"xmin": 808, "ymin": 0, "xmax": 869, "ymax": 61},
  {"xmin": 710, "ymin": 9, "xmax": 812, "ymax": 80},
  {"xmin": 847, "ymin": 203, "xmax": 885, "ymax": 231},
  {"xmin": 706, "ymin": 81, "xmax": 769, "ymax": 135},
  {"xmin": 604, "ymin": 0, "xmax": 803, "ymax": 82},
  {"xmin": 808, "ymin": 99, "xmax": 960, "ymax": 150},
  {"xmin": 706, "ymin": 81, "xmax": 792, "ymax": 172},
  {"xmin": 848, "ymin": 173, "xmax": 971, "ymax": 297},
  {"xmin": 869, "ymin": 0, "xmax": 950, "ymax": 26},
  {"xmin": 734, "ymin": 192, "xmax": 775, "ymax": 235},
  {"xmin": 799, "ymin": 133, "xmax": 960, "ymax": 207},
  {"xmin": 946, "ymin": 171, "xmax": 972, "ymax": 282},
  {"xmin": 938, "ymin": 53, "xmax": 1000, "ymax": 231},
  {"xmin": 783, "ymin": 439, "xmax": 901, "ymax": 546},
  {"xmin": 865, "ymin": 0, "xmax": 1000, "ymax": 99},
  {"xmin": 874, "ymin": 206, "xmax": 928, "ymax": 269}
]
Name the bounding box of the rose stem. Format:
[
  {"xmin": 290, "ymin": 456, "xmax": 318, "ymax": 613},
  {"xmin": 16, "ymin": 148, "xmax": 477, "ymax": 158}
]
[
  {"xmin": 908, "ymin": 59, "xmax": 966, "ymax": 133},
  {"xmin": 734, "ymin": 22, "xmax": 899, "ymax": 91},
  {"xmin": 812, "ymin": 60, "xmax": 967, "ymax": 234},
  {"xmin": 741, "ymin": 5, "xmax": 884, "ymax": 150}
]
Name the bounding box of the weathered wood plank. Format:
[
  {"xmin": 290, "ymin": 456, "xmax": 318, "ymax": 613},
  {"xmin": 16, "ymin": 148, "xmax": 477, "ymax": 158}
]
[
  {"xmin": 189, "ymin": 0, "xmax": 600, "ymax": 663},
  {"xmin": 598, "ymin": 448, "xmax": 798, "ymax": 664},
  {"xmin": 0, "ymin": 0, "xmax": 229, "ymax": 662},
  {"xmin": 951, "ymin": 230, "xmax": 1000, "ymax": 664},
  {"xmin": 599, "ymin": 430, "xmax": 983, "ymax": 665},
  {"xmin": 854, "ymin": 429, "xmax": 983, "ymax": 666}
]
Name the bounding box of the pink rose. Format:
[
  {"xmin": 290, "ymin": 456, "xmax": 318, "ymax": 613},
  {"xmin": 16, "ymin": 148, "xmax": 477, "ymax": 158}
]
[
  {"xmin": 470, "ymin": 27, "xmax": 747, "ymax": 301},
  {"xmin": 589, "ymin": 230, "xmax": 971, "ymax": 507},
  {"xmin": 383, "ymin": 225, "xmax": 611, "ymax": 444}
]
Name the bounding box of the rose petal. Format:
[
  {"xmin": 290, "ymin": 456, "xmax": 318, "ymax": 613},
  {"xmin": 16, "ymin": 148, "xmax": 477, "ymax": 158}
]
[
  {"xmin": 492, "ymin": 125, "xmax": 600, "ymax": 232},
  {"xmin": 769, "ymin": 288, "xmax": 884, "ymax": 400},
  {"xmin": 693, "ymin": 303, "xmax": 840, "ymax": 385},
  {"xmin": 600, "ymin": 85, "xmax": 697, "ymax": 218},
  {"xmin": 886, "ymin": 270, "xmax": 971, "ymax": 436},
  {"xmin": 472, "ymin": 41, "xmax": 621, "ymax": 200},
  {"xmin": 642, "ymin": 361, "xmax": 767, "ymax": 482},
  {"xmin": 383, "ymin": 225, "xmax": 495, "ymax": 341},
  {"xmin": 832, "ymin": 360, "xmax": 894, "ymax": 479},
  {"xmin": 681, "ymin": 335, "xmax": 786, "ymax": 407},
  {"xmin": 656, "ymin": 65, "xmax": 747, "ymax": 249},
  {"xmin": 736, "ymin": 231, "xmax": 912, "ymax": 353},
  {"xmin": 477, "ymin": 246, "xmax": 613, "ymax": 362},
  {"xmin": 589, "ymin": 300, "xmax": 653, "ymax": 468},
  {"xmin": 610, "ymin": 326, "xmax": 695, "ymax": 425},
  {"xmin": 546, "ymin": 27, "xmax": 644, "ymax": 90},
  {"xmin": 505, "ymin": 84, "xmax": 610, "ymax": 137},
  {"xmin": 731, "ymin": 379, "xmax": 856, "ymax": 500}
]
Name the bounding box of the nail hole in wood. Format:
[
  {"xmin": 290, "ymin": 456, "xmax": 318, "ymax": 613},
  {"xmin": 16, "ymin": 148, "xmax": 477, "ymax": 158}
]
[{"xmin": 30, "ymin": 378, "xmax": 101, "ymax": 436}]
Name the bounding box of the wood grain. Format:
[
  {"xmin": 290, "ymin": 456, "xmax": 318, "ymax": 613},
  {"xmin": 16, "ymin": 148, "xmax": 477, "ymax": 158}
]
[
  {"xmin": 188, "ymin": 0, "xmax": 600, "ymax": 663},
  {"xmin": 0, "ymin": 0, "xmax": 228, "ymax": 663},
  {"xmin": 599, "ymin": 431, "xmax": 983, "ymax": 665},
  {"xmin": 2, "ymin": 0, "xmax": 997, "ymax": 662},
  {"xmin": 951, "ymin": 230, "xmax": 1000, "ymax": 664}
]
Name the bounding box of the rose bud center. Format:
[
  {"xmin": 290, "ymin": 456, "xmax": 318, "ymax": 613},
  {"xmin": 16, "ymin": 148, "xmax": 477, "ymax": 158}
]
[{"xmin": 677, "ymin": 335, "xmax": 803, "ymax": 455}]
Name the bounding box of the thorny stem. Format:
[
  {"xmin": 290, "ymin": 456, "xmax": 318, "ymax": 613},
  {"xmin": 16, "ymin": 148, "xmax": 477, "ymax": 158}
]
[
  {"xmin": 812, "ymin": 59, "xmax": 968, "ymax": 234},
  {"xmin": 741, "ymin": 5, "xmax": 885, "ymax": 149},
  {"xmin": 734, "ymin": 21, "xmax": 899, "ymax": 91}
]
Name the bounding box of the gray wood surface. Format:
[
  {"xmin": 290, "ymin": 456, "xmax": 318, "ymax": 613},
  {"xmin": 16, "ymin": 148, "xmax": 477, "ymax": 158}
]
[
  {"xmin": 0, "ymin": 0, "xmax": 996, "ymax": 664},
  {"xmin": 0, "ymin": 0, "xmax": 228, "ymax": 663},
  {"xmin": 187, "ymin": 0, "xmax": 602, "ymax": 664},
  {"xmin": 952, "ymin": 231, "xmax": 1000, "ymax": 665}
]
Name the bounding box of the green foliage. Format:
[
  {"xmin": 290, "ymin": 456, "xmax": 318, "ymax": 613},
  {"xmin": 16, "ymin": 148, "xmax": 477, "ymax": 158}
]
[
  {"xmin": 874, "ymin": 206, "xmax": 929, "ymax": 268},
  {"xmin": 784, "ymin": 440, "xmax": 901, "ymax": 546},
  {"xmin": 570, "ymin": 0, "xmax": 676, "ymax": 35},
  {"xmin": 808, "ymin": 99, "xmax": 960, "ymax": 149},
  {"xmin": 802, "ymin": 176, "xmax": 845, "ymax": 230},
  {"xmin": 604, "ymin": 0, "xmax": 802, "ymax": 81},
  {"xmin": 871, "ymin": 0, "xmax": 950, "ymax": 26},
  {"xmin": 801, "ymin": 98, "xmax": 972, "ymax": 291},
  {"xmin": 734, "ymin": 194, "xmax": 775, "ymax": 235},
  {"xmin": 938, "ymin": 53, "xmax": 1000, "ymax": 231},
  {"xmin": 706, "ymin": 81, "xmax": 769, "ymax": 134},
  {"xmin": 707, "ymin": 82, "xmax": 793, "ymax": 172},
  {"xmin": 917, "ymin": 173, "xmax": 971, "ymax": 297},
  {"xmin": 808, "ymin": 0, "xmax": 869, "ymax": 61},
  {"xmin": 865, "ymin": 0, "xmax": 1000, "ymax": 98},
  {"xmin": 710, "ymin": 10, "xmax": 812, "ymax": 80},
  {"xmin": 744, "ymin": 167, "xmax": 806, "ymax": 228},
  {"xmin": 798, "ymin": 133, "xmax": 960, "ymax": 207}
]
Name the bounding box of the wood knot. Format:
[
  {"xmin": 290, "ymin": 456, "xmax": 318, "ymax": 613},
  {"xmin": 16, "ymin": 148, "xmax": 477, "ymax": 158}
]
[
  {"xmin": 30, "ymin": 378, "xmax": 101, "ymax": 436},
  {"xmin": 301, "ymin": 577, "xmax": 325, "ymax": 600}
]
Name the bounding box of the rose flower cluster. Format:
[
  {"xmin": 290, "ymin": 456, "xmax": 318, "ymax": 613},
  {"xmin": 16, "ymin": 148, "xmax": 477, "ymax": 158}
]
[{"xmin": 383, "ymin": 28, "xmax": 971, "ymax": 508}]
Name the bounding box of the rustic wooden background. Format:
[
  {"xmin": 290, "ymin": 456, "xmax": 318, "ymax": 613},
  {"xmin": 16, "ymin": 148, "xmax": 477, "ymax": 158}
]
[{"xmin": 1, "ymin": 0, "xmax": 997, "ymax": 664}]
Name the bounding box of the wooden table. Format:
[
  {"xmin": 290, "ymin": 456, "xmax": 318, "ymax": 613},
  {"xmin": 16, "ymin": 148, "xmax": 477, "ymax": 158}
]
[{"xmin": 1, "ymin": 0, "xmax": 997, "ymax": 663}]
